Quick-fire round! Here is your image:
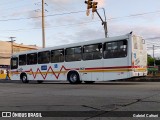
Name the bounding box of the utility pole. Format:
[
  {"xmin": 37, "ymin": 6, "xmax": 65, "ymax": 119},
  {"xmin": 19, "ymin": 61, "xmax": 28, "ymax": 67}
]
[
  {"xmin": 148, "ymin": 45, "xmax": 160, "ymax": 66},
  {"xmin": 151, "ymin": 45, "xmax": 160, "ymax": 66},
  {"xmin": 9, "ymin": 37, "xmax": 16, "ymax": 55},
  {"xmin": 42, "ymin": 0, "xmax": 45, "ymax": 48},
  {"xmin": 153, "ymin": 45, "xmax": 155, "ymax": 66}
]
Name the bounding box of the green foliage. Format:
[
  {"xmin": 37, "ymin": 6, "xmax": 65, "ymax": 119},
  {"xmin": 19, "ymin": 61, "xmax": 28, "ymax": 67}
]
[
  {"xmin": 147, "ymin": 54, "xmax": 160, "ymax": 66},
  {"xmin": 147, "ymin": 54, "xmax": 154, "ymax": 66},
  {"xmin": 155, "ymin": 59, "xmax": 160, "ymax": 65}
]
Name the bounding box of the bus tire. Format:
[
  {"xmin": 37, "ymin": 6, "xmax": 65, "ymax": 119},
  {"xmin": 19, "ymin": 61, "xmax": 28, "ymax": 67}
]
[
  {"xmin": 84, "ymin": 81, "xmax": 95, "ymax": 84},
  {"xmin": 20, "ymin": 73, "xmax": 29, "ymax": 83},
  {"xmin": 67, "ymin": 71, "xmax": 81, "ymax": 84},
  {"xmin": 37, "ymin": 80, "xmax": 43, "ymax": 84}
]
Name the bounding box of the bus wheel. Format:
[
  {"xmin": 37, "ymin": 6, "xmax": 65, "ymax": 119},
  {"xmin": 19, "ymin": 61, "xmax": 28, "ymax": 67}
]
[
  {"xmin": 68, "ymin": 72, "xmax": 80, "ymax": 84},
  {"xmin": 84, "ymin": 81, "xmax": 95, "ymax": 84},
  {"xmin": 21, "ymin": 74, "xmax": 29, "ymax": 83},
  {"xmin": 37, "ymin": 80, "xmax": 43, "ymax": 84}
]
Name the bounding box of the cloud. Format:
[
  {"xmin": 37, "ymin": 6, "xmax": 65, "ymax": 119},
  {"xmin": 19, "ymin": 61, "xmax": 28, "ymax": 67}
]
[
  {"xmin": 47, "ymin": 0, "xmax": 71, "ymax": 4},
  {"xmin": 28, "ymin": 10, "xmax": 53, "ymax": 28},
  {"xmin": 108, "ymin": 23, "xmax": 160, "ymax": 38},
  {"xmin": 11, "ymin": 8, "xmax": 31, "ymax": 17},
  {"xmin": 46, "ymin": 26, "xmax": 104, "ymax": 47},
  {"xmin": 28, "ymin": 11, "xmax": 41, "ymax": 27},
  {"xmin": 47, "ymin": 0, "xmax": 105, "ymax": 7},
  {"xmin": 95, "ymin": 0, "xmax": 105, "ymax": 7},
  {"xmin": 50, "ymin": 23, "xmax": 160, "ymax": 47},
  {"xmin": 46, "ymin": 0, "xmax": 72, "ymax": 7}
]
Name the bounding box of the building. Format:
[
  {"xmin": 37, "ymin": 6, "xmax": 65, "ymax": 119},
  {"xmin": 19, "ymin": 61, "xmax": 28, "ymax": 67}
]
[{"xmin": 0, "ymin": 41, "xmax": 40, "ymax": 79}]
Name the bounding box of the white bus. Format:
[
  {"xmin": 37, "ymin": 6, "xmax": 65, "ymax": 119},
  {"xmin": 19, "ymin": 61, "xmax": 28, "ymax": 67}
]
[{"xmin": 10, "ymin": 32, "xmax": 147, "ymax": 84}]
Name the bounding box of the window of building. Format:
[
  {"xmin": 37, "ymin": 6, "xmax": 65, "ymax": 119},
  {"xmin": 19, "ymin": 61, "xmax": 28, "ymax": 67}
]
[
  {"xmin": 19, "ymin": 54, "xmax": 26, "ymax": 66},
  {"xmin": 103, "ymin": 40, "xmax": 127, "ymax": 59},
  {"xmin": 83, "ymin": 43, "xmax": 102, "ymax": 60},
  {"xmin": 11, "ymin": 57, "xmax": 18, "ymax": 69},
  {"xmin": 38, "ymin": 51, "xmax": 50, "ymax": 64},
  {"xmin": 27, "ymin": 53, "xmax": 37, "ymax": 65},
  {"xmin": 65, "ymin": 46, "xmax": 82, "ymax": 62},
  {"xmin": 51, "ymin": 49, "xmax": 64, "ymax": 63}
]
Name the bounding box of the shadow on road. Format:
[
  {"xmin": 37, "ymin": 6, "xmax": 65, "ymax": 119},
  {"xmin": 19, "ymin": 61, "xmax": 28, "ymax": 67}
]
[{"xmin": 0, "ymin": 79, "xmax": 147, "ymax": 86}]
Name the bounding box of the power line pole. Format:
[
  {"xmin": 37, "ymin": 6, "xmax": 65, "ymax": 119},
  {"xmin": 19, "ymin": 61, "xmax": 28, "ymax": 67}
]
[
  {"xmin": 149, "ymin": 45, "xmax": 160, "ymax": 66},
  {"xmin": 153, "ymin": 45, "xmax": 155, "ymax": 66},
  {"xmin": 9, "ymin": 37, "xmax": 16, "ymax": 55},
  {"xmin": 42, "ymin": 0, "xmax": 45, "ymax": 48}
]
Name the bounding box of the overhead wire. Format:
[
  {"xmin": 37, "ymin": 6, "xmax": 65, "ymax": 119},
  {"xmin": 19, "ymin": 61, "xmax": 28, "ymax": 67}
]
[
  {"xmin": 0, "ymin": 9, "xmax": 160, "ymax": 37},
  {"xmin": 0, "ymin": 8, "xmax": 160, "ymax": 22}
]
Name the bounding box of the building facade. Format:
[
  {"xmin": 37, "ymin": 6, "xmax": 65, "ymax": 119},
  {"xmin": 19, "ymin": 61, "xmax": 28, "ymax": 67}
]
[{"xmin": 0, "ymin": 41, "xmax": 39, "ymax": 79}]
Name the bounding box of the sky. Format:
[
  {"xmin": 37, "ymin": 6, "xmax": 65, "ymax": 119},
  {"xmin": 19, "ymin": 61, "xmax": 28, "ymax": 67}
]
[{"xmin": 0, "ymin": 0, "xmax": 160, "ymax": 57}]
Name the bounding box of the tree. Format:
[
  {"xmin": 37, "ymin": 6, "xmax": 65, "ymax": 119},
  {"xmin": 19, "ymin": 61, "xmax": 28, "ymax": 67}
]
[
  {"xmin": 155, "ymin": 59, "xmax": 160, "ymax": 65},
  {"xmin": 147, "ymin": 54, "xmax": 154, "ymax": 66}
]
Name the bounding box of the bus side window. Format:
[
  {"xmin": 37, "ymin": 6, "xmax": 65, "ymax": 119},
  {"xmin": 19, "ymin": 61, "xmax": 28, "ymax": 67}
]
[
  {"xmin": 104, "ymin": 40, "xmax": 127, "ymax": 59},
  {"xmin": 51, "ymin": 49, "xmax": 64, "ymax": 63},
  {"xmin": 65, "ymin": 47, "xmax": 82, "ymax": 62},
  {"xmin": 38, "ymin": 51, "xmax": 50, "ymax": 64},
  {"xmin": 11, "ymin": 57, "xmax": 18, "ymax": 69},
  {"xmin": 27, "ymin": 53, "xmax": 37, "ymax": 65},
  {"xmin": 19, "ymin": 54, "xmax": 26, "ymax": 66},
  {"xmin": 83, "ymin": 43, "xmax": 102, "ymax": 60},
  {"xmin": 103, "ymin": 42, "xmax": 111, "ymax": 58},
  {"xmin": 74, "ymin": 47, "xmax": 82, "ymax": 61},
  {"xmin": 118, "ymin": 40, "xmax": 127, "ymax": 57}
]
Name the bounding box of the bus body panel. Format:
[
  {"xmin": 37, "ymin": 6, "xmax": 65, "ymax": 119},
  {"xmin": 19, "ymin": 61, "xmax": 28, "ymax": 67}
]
[
  {"xmin": 103, "ymin": 58, "xmax": 129, "ymax": 80},
  {"xmin": 78, "ymin": 59, "xmax": 103, "ymax": 81},
  {"xmin": 10, "ymin": 33, "xmax": 147, "ymax": 82},
  {"xmin": 131, "ymin": 35, "xmax": 147, "ymax": 77}
]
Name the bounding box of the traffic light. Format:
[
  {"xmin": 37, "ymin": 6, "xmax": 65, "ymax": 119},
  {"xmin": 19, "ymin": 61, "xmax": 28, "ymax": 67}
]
[
  {"xmin": 92, "ymin": 2, "xmax": 98, "ymax": 12},
  {"xmin": 85, "ymin": 0, "xmax": 93, "ymax": 9}
]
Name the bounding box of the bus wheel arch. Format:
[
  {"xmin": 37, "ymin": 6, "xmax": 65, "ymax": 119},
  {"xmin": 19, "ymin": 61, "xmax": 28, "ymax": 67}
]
[
  {"xmin": 20, "ymin": 72, "xmax": 29, "ymax": 83},
  {"xmin": 67, "ymin": 71, "xmax": 81, "ymax": 84}
]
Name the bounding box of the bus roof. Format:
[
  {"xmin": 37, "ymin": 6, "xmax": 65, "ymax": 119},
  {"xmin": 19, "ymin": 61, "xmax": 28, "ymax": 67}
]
[{"xmin": 11, "ymin": 33, "xmax": 138, "ymax": 57}]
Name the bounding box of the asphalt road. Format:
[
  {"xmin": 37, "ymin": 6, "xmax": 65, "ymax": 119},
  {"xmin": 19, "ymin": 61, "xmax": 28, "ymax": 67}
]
[{"xmin": 0, "ymin": 80, "xmax": 160, "ymax": 120}]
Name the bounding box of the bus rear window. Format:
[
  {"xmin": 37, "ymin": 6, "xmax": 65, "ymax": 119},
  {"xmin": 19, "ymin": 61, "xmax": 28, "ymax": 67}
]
[{"xmin": 11, "ymin": 57, "xmax": 18, "ymax": 69}]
